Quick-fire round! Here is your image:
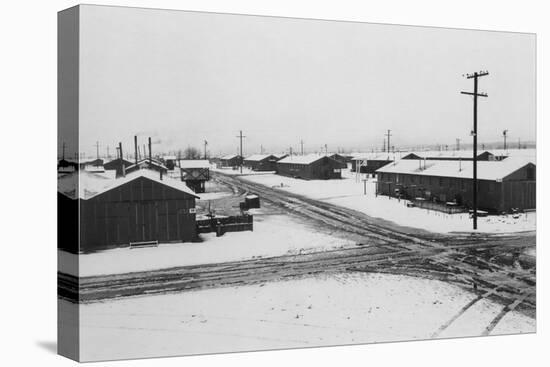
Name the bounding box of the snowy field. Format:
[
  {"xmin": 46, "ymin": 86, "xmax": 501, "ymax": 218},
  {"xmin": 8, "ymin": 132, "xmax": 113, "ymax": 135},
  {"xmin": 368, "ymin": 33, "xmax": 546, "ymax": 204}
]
[
  {"xmin": 59, "ymin": 213, "xmax": 353, "ymax": 277},
  {"xmin": 238, "ymin": 170, "xmax": 535, "ymax": 234},
  {"xmin": 73, "ymin": 272, "xmax": 535, "ymax": 361}
]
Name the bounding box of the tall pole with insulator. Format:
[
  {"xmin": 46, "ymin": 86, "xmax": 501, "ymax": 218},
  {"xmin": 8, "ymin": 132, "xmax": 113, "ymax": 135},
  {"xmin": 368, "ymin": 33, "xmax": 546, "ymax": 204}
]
[
  {"xmin": 461, "ymin": 70, "xmax": 489, "ymax": 230},
  {"xmin": 236, "ymin": 130, "xmax": 246, "ymax": 173}
]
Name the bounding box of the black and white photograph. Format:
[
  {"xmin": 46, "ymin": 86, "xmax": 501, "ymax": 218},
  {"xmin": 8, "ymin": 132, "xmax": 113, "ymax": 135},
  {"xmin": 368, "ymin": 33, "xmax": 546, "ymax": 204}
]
[{"xmin": 55, "ymin": 3, "xmax": 538, "ymax": 363}]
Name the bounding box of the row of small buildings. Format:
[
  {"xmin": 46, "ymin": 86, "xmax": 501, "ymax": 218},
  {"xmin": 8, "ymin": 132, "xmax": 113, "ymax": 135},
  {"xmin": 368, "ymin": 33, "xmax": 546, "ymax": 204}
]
[
  {"xmin": 216, "ymin": 153, "xmax": 349, "ymax": 180},
  {"xmin": 214, "ymin": 149, "xmax": 536, "ymax": 213}
]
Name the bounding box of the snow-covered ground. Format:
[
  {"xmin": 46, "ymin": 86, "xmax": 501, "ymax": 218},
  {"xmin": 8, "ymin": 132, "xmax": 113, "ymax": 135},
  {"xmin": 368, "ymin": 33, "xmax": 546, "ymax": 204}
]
[
  {"xmin": 59, "ymin": 213, "xmax": 353, "ymax": 277},
  {"xmin": 239, "ymin": 170, "xmax": 535, "ymax": 234},
  {"xmin": 74, "ymin": 272, "xmax": 535, "ymax": 361},
  {"xmin": 211, "ymin": 166, "xmax": 275, "ymax": 176}
]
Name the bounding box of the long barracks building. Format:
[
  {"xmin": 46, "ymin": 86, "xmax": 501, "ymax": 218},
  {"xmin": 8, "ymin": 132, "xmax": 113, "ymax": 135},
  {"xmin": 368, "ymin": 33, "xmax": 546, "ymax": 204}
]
[{"xmin": 376, "ymin": 158, "xmax": 536, "ymax": 213}]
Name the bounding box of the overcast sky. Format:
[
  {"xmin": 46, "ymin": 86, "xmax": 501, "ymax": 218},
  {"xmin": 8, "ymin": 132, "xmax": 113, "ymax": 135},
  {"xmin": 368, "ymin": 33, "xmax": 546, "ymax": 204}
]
[{"xmin": 74, "ymin": 5, "xmax": 535, "ymax": 158}]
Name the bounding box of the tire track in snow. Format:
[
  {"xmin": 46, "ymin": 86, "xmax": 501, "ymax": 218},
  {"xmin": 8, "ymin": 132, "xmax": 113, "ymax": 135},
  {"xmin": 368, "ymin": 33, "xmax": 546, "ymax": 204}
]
[
  {"xmin": 431, "ymin": 288, "xmax": 500, "ymax": 338},
  {"xmin": 482, "ymin": 292, "xmax": 532, "ymax": 336}
]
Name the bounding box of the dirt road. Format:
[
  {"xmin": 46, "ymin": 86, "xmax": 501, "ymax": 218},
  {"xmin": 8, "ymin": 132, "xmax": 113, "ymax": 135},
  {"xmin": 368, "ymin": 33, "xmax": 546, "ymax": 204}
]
[{"xmin": 59, "ymin": 171, "xmax": 536, "ymax": 322}]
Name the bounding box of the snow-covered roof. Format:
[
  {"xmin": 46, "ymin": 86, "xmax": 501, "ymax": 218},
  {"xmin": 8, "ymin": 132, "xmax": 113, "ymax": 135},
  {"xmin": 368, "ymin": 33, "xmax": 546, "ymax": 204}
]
[
  {"xmin": 404, "ymin": 150, "xmax": 493, "ymax": 159},
  {"xmin": 278, "ymin": 153, "xmax": 334, "ymax": 165},
  {"xmin": 126, "ymin": 159, "xmax": 168, "ymax": 171},
  {"xmin": 84, "ymin": 165, "xmax": 105, "ymax": 173},
  {"xmin": 58, "ymin": 169, "xmax": 199, "ymax": 200},
  {"xmin": 492, "ymin": 148, "xmax": 536, "ymax": 161},
  {"xmin": 163, "ymin": 155, "xmax": 177, "ymax": 160},
  {"xmin": 376, "ymin": 157, "xmax": 534, "ymax": 181},
  {"xmin": 178, "ymin": 159, "xmax": 210, "ymax": 169},
  {"xmin": 79, "ymin": 158, "xmax": 99, "ymax": 163},
  {"xmin": 220, "ymin": 154, "xmax": 240, "ymax": 160},
  {"xmin": 94, "ymin": 170, "xmax": 117, "ymax": 179},
  {"xmin": 351, "ymin": 152, "xmax": 400, "ymax": 161},
  {"xmin": 244, "ymin": 154, "xmax": 276, "ymax": 162}
]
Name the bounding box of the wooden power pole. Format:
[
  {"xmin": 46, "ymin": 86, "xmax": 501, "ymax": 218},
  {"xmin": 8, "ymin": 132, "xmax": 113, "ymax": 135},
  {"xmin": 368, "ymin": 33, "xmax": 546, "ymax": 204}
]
[
  {"xmin": 461, "ymin": 70, "xmax": 489, "ymax": 230},
  {"xmin": 502, "ymin": 129, "xmax": 508, "ymax": 151},
  {"xmin": 236, "ymin": 130, "xmax": 246, "ymax": 173}
]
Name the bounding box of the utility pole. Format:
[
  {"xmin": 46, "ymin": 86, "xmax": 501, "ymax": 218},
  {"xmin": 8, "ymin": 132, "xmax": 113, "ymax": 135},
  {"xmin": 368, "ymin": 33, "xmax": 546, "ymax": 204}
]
[
  {"xmin": 461, "ymin": 70, "xmax": 489, "ymax": 230},
  {"xmin": 385, "ymin": 130, "xmax": 392, "ymax": 154},
  {"xmin": 94, "ymin": 141, "xmax": 100, "ymax": 160},
  {"xmin": 383, "ymin": 138, "xmax": 386, "ymax": 153},
  {"xmin": 456, "ymin": 138, "xmax": 461, "ymax": 151},
  {"xmin": 502, "ymin": 129, "xmax": 508, "ymax": 151},
  {"xmin": 260, "ymin": 144, "xmax": 264, "ymax": 154},
  {"xmin": 236, "ymin": 130, "xmax": 246, "ymax": 173},
  {"xmin": 324, "ymin": 144, "xmax": 328, "ymax": 155},
  {"xmin": 204, "ymin": 140, "xmax": 208, "ymax": 159},
  {"xmin": 300, "ymin": 139, "xmax": 304, "ymax": 155}
]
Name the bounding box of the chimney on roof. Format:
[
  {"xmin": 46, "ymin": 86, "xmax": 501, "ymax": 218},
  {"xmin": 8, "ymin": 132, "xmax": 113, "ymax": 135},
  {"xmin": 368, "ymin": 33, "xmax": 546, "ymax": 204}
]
[
  {"xmin": 148, "ymin": 137, "xmax": 152, "ymax": 164},
  {"xmin": 134, "ymin": 136, "xmax": 138, "ymax": 165},
  {"xmin": 119, "ymin": 142, "xmax": 126, "ymax": 177}
]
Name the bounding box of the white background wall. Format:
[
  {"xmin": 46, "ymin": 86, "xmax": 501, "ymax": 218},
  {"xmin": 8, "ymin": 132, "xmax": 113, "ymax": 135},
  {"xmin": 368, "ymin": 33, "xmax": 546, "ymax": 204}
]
[{"xmin": 0, "ymin": 0, "xmax": 547, "ymax": 366}]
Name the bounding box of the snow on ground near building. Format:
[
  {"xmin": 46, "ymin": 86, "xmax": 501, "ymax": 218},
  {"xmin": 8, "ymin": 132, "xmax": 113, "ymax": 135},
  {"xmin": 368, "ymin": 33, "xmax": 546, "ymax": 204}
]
[
  {"xmin": 196, "ymin": 191, "xmax": 232, "ymax": 200},
  {"xmin": 240, "ymin": 170, "xmax": 535, "ymax": 234},
  {"xmin": 211, "ymin": 166, "xmax": 275, "ymax": 176},
  {"xmin": 74, "ymin": 272, "xmax": 534, "ymax": 361},
  {"xmin": 59, "ymin": 214, "xmax": 353, "ymax": 277}
]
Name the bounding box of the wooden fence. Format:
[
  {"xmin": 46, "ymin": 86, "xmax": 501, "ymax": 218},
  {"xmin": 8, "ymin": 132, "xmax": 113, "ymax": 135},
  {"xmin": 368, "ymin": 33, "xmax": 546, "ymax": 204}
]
[{"xmin": 197, "ymin": 214, "xmax": 253, "ymax": 236}]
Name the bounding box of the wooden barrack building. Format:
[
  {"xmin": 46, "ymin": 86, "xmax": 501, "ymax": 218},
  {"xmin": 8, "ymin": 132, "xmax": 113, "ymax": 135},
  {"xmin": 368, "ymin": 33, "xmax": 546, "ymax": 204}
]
[
  {"xmin": 276, "ymin": 154, "xmax": 347, "ymax": 180},
  {"xmin": 58, "ymin": 170, "xmax": 199, "ymax": 253},
  {"xmin": 376, "ymin": 158, "xmax": 536, "ymax": 213}
]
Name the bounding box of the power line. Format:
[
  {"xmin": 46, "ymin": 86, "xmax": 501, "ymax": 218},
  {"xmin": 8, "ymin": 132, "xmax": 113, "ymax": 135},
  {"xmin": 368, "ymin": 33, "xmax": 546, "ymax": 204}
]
[{"xmin": 461, "ymin": 70, "xmax": 489, "ymax": 230}]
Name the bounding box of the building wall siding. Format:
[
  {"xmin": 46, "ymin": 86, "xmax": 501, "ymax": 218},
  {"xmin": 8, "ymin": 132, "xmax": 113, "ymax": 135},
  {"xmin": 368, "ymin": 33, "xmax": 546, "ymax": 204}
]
[
  {"xmin": 377, "ymin": 166, "xmax": 535, "ymax": 212},
  {"xmin": 277, "ymin": 157, "xmax": 344, "ymax": 180}
]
